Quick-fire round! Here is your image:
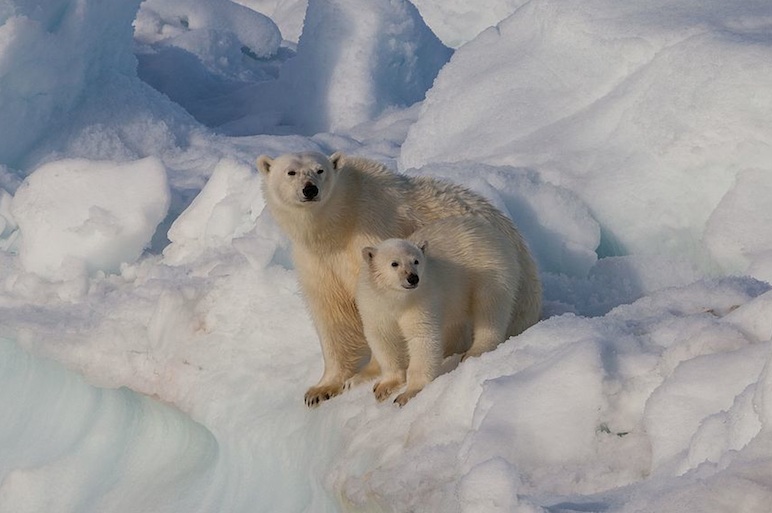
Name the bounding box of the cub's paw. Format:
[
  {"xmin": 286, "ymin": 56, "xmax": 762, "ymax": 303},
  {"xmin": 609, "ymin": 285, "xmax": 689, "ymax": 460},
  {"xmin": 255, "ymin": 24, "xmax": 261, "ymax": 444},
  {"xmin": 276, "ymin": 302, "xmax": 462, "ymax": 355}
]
[
  {"xmin": 373, "ymin": 377, "xmax": 404, "ymax": 402},
  {"xmin": 394, "ymin": 389, "xmax": 420, "ymax": 407},
  {"xmin": 304, "ymin": 383, "xmax": 343, "ymax": 408}
]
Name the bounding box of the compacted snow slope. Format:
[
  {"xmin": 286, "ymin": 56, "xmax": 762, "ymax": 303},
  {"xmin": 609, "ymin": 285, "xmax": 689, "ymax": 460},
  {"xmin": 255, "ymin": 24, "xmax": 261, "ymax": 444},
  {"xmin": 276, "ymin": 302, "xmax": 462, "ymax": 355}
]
[{"xmin": 1, "ymin": 0, "xmax": 772, "ymax": 512}]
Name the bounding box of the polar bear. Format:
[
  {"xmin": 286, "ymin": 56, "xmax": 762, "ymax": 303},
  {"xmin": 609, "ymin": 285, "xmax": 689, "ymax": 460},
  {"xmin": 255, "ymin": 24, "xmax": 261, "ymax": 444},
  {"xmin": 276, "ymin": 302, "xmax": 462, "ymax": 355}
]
[
  {"xmin": 256, "ymin": 151, "xmax": 541, "ymax": 406},
  {"xmin": 357, "ymin": 216, "xmax": 528, "ymax": 405}
]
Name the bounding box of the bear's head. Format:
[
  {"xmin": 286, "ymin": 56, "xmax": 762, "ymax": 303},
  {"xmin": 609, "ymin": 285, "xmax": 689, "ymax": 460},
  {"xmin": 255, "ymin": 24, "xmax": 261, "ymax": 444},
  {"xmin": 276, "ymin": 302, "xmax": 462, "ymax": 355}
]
[
  {"xmin": 362, "ymin": 239, "xmax": 427, "ymax": 292},
  {"xmin": 256, "ymin": 152, "xmax": 344, "ymax": 209}
]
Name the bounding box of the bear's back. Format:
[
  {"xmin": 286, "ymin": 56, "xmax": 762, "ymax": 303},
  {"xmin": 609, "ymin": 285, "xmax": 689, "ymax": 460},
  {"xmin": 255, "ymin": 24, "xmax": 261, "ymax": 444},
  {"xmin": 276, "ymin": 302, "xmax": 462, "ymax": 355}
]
[
  {"xmin": 340, "ymin": 157, "xmax": 419, "ymax": 239},
  {"xmin": 410, "ymin": 216, "xmax": 518, "ymax": 279}
]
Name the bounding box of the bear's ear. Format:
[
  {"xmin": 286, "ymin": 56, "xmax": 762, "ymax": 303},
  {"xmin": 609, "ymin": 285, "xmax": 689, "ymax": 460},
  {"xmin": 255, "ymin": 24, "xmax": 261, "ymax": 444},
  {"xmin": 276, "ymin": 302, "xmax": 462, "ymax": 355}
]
[
  {"xmin": 418, "ymin": 240, "xmax": 428, "ymax": 254},
  {"xmin": 330, "ymin": 152, "xmax": 345, "ymax": 171},
  {"xmin": 362, "ymin": 246, "xmax": 377, "ymax": 262},
  {"xmin": 256, "ymin": 155, "xmax": 273, "ymax": 175}
]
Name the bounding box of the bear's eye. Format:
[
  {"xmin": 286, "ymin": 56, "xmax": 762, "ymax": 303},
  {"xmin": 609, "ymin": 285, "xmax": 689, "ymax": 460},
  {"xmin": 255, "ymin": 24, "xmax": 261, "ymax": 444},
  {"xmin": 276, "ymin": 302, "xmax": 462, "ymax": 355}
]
[
  {"xmin": 391, "ymin": 262, "xmax": 399, "ymax": 268},
  {"xmin": 413, "ymin": 260, "xmax": 419, "ymax": 265},
  {"xmin": 316, "ymin": 168, "xmax": 324, "ymax": 175},
  {"xmin": 287, "ymin": 170, "xmax": 296, "ymax": 176}
]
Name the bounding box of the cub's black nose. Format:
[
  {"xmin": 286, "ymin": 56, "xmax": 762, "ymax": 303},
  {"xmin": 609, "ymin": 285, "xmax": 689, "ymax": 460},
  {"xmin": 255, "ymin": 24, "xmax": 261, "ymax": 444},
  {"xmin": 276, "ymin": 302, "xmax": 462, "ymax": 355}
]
[
  {"xmin": 302, "ymin": 183, "xmax": 319, "ymax": 200},
  {"xmin": 407, "ymin": 273, "xmax": 419, "ymax": 286}
]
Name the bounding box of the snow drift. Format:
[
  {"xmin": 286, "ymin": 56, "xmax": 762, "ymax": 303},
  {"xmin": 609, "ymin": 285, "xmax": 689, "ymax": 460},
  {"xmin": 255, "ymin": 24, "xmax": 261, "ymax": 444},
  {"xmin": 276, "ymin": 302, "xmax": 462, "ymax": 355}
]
[
  {"xmin": 11, "ymin": 158, "xmax": 170, "ymax": 282},
  {"xmin": 400, "ymin": 0, "xmax": 772, "ymax": 282},
  {"xmin": 0, "ymin": 0, "xmax": 141, "ymax": 166}
]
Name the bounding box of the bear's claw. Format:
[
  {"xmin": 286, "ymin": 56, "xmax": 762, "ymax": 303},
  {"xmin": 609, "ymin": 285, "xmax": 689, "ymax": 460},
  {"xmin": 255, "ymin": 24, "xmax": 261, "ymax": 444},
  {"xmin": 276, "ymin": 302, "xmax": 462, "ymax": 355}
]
[
  {"xmin": 373, "ymin": 377, "xmax": 405, "ymax": 402},
  {"xmin": 394, "ymin": 389, "xmax": 419, "ymax": 406},
  {"xmin": 304, "ymin": 384, "xmax": 343, "ymax": 408}
]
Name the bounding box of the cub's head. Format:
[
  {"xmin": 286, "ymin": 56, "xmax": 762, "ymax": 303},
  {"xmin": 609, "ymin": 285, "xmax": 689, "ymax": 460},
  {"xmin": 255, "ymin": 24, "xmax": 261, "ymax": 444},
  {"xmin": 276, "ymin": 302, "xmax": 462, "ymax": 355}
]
[
  {"xmin": 361, "ymin": 239, "xmax": 428, "ymax": 292},
  {"xmin": 256, "ymin": 151, "xmax": 344, "ymax": 209}
]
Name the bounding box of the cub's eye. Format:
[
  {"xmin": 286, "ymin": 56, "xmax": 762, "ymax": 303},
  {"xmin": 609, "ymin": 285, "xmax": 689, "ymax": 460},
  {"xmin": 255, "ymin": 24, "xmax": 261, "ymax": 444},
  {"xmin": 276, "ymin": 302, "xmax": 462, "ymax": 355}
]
[
  {"xmin": 316, "ymin": 168, "xmax": 324, "ymax": 174},
  {"xmin": 287, "ymin": 170, "xmax": 296, "ymax": 176},
  {"xmin": 391, "ymin": 262, "xmax": 399, "ymax": 268},
  {"xmin": 413, "ymin": 260, "xmax": 419, "ymax": 265}
]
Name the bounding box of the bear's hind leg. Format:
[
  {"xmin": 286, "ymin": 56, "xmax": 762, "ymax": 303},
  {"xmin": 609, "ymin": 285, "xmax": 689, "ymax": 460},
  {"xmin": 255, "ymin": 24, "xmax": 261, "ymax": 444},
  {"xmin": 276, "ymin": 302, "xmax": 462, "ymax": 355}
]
[{"xmin": 464, "ymin": 291, "xmax": 513, "ymax": 359}]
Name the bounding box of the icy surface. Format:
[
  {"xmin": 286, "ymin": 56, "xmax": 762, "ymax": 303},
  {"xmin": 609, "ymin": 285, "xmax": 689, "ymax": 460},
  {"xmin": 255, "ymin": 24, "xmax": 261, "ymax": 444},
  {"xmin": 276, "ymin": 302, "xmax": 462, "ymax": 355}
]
[
  {"xmin": 1, "ymin": 0, "xmax": 772, "ymax": 512},
  {"xmin": 0, "ymin": 338, "xmax": 218, "ymax": 513}
]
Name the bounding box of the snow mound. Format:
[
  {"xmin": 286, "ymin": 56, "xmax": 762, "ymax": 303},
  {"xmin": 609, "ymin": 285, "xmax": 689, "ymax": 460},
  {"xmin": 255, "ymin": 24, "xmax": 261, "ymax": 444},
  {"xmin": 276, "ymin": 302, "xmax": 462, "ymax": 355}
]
[
  {"xmin": 330, "ymin": 279, "xmax": 772, "ymax": 512},
  {"xmin": 232, "ymin": 0, "xmax": 308, "ymax": 43},
  {"xmin": 164, "ymin": 158, "xmax": 264, "ymax": 265},
  {"xmin": 134, "ymin": 0, "xmax": 283, "ymax": 129},
  {"xmin": 0, "ymin": 0, "xmax": 142, "ymax": 165},
  {"xmin": 705, "ymin": 168, "xmax": 772, "ymax": 283},
  {"xmin": 400, "ymin": 0, "xmax": 772, "ymax": 278},
  {"xmin": 11, "ymin": 158, "xmax": 170, "ymax": 281},
  {"xmin": 250, "ymin": 0, "xmax": 452, "ymax": 135},
  {"xmin": 411, "ymin": 0, "xmax": 528, "ymax": 48},
  {"xmin": 135, "ymin": 0, "xmax": 281, "ymax": 58}
]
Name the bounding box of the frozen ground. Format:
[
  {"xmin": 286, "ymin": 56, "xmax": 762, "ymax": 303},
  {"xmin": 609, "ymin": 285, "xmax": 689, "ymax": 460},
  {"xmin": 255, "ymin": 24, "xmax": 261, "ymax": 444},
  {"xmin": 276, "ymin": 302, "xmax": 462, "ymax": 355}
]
[{"xmin": 1, "ymin": 0, "xmax": 772, "ymax": 512}]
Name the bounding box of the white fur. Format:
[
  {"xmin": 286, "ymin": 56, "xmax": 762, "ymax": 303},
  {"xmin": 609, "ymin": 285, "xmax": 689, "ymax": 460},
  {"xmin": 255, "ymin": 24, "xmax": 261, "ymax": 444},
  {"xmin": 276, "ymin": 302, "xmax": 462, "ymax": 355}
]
[
  {"xmin": 357, "ymin": 216, "xmax": 529, "ymax": 405},
  {"xmin": 257, "ymin": 151, "xmax": 542, "ymax": 406}
]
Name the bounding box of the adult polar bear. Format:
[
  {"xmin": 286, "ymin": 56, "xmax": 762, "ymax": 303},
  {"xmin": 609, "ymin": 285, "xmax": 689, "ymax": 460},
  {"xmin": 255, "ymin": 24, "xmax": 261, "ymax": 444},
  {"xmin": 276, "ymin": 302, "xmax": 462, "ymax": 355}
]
[{"xmin": 256, "ymin": 151, "xmax": 541, "ymax": 406}]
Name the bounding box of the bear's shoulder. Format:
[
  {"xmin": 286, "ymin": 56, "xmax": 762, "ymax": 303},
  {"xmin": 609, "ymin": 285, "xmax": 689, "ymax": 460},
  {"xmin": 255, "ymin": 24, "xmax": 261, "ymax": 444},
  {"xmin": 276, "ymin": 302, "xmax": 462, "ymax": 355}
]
[{"xmin": 341, "ymin": 156, "xmax": 410, "ymax": 186}]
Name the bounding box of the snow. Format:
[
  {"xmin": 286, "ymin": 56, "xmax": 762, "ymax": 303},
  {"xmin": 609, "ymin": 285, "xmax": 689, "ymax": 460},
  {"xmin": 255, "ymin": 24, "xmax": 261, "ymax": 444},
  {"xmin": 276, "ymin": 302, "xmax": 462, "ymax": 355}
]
[
  {"xmin": 400, "ymin": 0, "xmax": 772, "ymax": 279},
  {"xmin": 231, "ymin": 0, "xmax": 308, "ymax": 43},
  {"xmin": 0, "ymin": 0, "xmax": 142, "ymax": 166},
  {"xmin": 1, "ymin": 0, "xmax": 772, "ymax": 512},
  {"xmin": 135, "ymin": 0, "xmax": 281, "ymax": 57},
  {"xmin": 240, "ymin": 0, "xmax": 452, "ymax": 136},
  {"xmin": 0, "ymin": 337, "xmax": 218, "ymax": 512},
  {"xmin": 11, "ymin": 158, "xmax": 170, "ymax": 282},
  {"xmin": 163, "ymin": 158, "xmax": 263, "ymax": 265},
  {"xmin": 410, "ymin": 0, "xmax": 528, "ymax": 48},
  {"xmin": 134, "ymin": 0, "xmax": 283, "ymax": 129}
]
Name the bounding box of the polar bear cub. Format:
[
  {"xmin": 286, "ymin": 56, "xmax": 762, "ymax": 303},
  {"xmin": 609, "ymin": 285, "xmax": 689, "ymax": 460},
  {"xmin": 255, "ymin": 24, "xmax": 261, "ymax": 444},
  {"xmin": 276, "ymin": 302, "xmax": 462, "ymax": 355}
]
[{"xmin": 356, "ymin": 215, "xmax": 527, "ymax": 405}]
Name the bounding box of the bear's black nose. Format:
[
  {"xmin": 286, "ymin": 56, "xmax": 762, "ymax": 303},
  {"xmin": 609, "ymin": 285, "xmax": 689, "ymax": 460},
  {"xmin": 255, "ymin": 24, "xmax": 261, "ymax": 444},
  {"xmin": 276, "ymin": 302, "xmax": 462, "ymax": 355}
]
[
  {"xmin": 407, "ymin": 273, "xmax": 419, "ymax": 286},
  {"xmin": 302, "ymin": 183, "xmax": 319, "ymax": 200}
]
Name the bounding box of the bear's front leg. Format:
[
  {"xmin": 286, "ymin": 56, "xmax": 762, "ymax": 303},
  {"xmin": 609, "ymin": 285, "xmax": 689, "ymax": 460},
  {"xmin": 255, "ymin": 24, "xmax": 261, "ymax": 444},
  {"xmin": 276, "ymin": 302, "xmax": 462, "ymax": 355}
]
[
  {"xmin": 395, "ymin": 315, "xmax": 443, "ymax": 406},
  {"xmin": 303, "ymin": 287, "xmax": 369, "ymax": 407},
  {"xmin": 304, "ymin": 327, "xmax": 367, "ymax": 406},
  {"xmin": 360, "ymin": 318, "xmax": 407, "ymax": 402}
]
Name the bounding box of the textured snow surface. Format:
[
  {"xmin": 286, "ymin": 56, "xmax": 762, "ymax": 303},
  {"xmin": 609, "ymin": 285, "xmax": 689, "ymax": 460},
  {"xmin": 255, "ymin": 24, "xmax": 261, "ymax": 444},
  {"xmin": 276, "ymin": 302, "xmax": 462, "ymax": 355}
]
[{"xmin": 1, "ymin": 0, "xmax": 772, "ymax": 512}]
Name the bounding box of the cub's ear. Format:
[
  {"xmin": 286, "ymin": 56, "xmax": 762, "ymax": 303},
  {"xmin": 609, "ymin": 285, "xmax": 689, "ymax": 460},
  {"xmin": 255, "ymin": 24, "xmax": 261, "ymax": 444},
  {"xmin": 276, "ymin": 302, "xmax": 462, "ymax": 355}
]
[
  {"xmin": 418, "ymin": 240, "xmax": 428, "ymax": 254},
  {"xmin": 330, "ymin": 152, "xmax": 345, "ymax": 171},
  {"xmin": 256, "ymin": 155, "xmax": 273, "ymax": 175},
  {"xmin": 362, "ymin": 246, "xmax": 377, "ymax": 262}
]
